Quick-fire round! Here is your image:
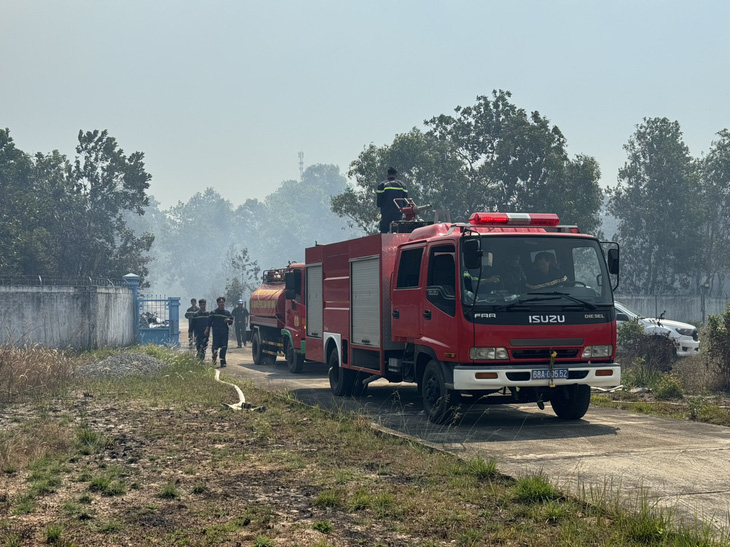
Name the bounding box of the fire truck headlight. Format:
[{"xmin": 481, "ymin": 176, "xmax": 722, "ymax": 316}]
[
  {"xmin": 581, "ymin": 345, "xmax": 612, "ymax": 359},
  {"xmin": 470, "ymin": 347, "xmax": 509, "ymax": 360}
]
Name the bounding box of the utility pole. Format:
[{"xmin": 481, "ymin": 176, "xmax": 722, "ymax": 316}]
[{"xmin": 298, "ymin": 151, "xmax": 304, "ymax": 181}]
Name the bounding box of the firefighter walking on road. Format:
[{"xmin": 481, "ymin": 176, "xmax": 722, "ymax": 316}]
[
  {"xmin": 192, "ymin": 299, "xmax": 210, "ymax": 360},
  {"xmin": 231, "ymin": 299, "xmax": 249, "ymax": 348},
  {"xmin": 207, "ymin": 296, "xmax": 233, "ymax": 367},
  {"xmin": 184, "ymin": 298, "xmax": 199, "ymax": 348},
  {"xmin": 376, "ymin": 167, "xmax": 408, "ymax": 233}
]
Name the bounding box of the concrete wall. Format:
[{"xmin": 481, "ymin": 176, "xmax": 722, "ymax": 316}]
[
  {"xmin": 0, "ymin": 285, "xmax": 134, "ymax": 349},
  {"xmin": 615, "ymin": 295, "xmax": 729, "ymax": 324}
]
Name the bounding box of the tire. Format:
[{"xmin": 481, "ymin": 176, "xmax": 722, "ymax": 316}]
[
  {"xmin": 352, "ymin": 371, "xmax": 369, "ymax": 397},
  {"xmin": 252, "ymin": 330, "xmax": 263, "ymax": 365},
  {"xmin": 550, "ymin": 384, "xmax": 591, "ymax": 420},
  {"xmin": 328, "ymin": 350, "xmax": 354, "ymax": 396},
  {"xmin": 421, "ymin": 360, "xmax": 457, "ymax": 424},
  {"xmin": 285, "ymin": 338, "xmax": 304, "ymax": 373}
]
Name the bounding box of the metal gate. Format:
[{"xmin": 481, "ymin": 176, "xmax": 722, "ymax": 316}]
[{"xmin": 137, "ymin": 295, "xmax": 181, "ymax": 346}]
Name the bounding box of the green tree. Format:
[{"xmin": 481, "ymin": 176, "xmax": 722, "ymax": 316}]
[
  {"xmin": 0, "ymin": 129, "xmax": 33, "ymax": 277},
  {"xmin": 0, "ymin": 128, "xmax": 153, "ymax": 281},
  {"xmin": 334, "ymin": 91, "xmax": 602, "ymax": 233},
  {"xmin": 68, "ymin": 130, "xmax": 154, "ymax": 278},
  {"xmin": 698, "ymin": 129, "xmax": 730, "ymax": 296},
  {"xmin": 609, "ymin": 118, "xmax": 700, "ymax": 294},
  {"xmin": 224, "ymin": 246, "xmax": 260, "ymax": 303}
]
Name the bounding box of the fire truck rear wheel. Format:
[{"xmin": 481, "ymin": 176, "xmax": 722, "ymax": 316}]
[
  {"xmin": 328, "ymin": 350, "xmax": 354, "ymax": 397},
  {"xmin": 550, "ymin": 384, "xmax": 591, "ymax": 420},
  {"xmin": 252, "ymin": 331, "xmax": 263, "ymax": 365},
  {"xmin": 285, "ymin": 338, "xmax": 304, "ymax": 373},
  {"xmin": 422, "ymin": 360, "xmax": 457, "ymax": 424}
]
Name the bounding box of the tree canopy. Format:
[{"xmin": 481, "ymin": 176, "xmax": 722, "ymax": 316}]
[
  {"xmin": 609, "ymin": 118, "xmax": 701, "ymax": 294},
  {"xmin": 332, "ymin": 90, "xmax": 603, "ymax": 234},
  {"xmin": 0, "ymin": 128, "xmax": 154, "ymax": 281}
]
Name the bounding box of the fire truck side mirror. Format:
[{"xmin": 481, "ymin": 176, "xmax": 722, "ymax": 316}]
[
  {"xmin": 607, "ymin": 248, "xmax": 619, "ymax": 275},
  {"xmin": 462, "ymin": 238, "xmax": 482, "ymax": 270},
  {"xmin": 285, "ymin": 272, "xmax": 296, "ymax": 300}
]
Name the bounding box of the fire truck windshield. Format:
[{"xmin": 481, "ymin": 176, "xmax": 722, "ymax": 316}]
[{"xmin": 460, "ymin": 235, "xmax": 613, "ymax": 310}]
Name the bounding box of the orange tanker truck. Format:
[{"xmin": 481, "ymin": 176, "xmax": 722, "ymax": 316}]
[{"xmin": 249, "ymin": 264, "xmax": 306, "ymax": 372}]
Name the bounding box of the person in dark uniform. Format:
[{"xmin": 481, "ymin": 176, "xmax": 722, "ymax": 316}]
[
  {"xmin": 376, "ymin": 167, "xmax": 408, "ymax": 233},
  {"xmin": 231, "ymin": 299, "xmax": 249, "ymax": 348},
  {"xmin": 207, "ymin": 296, "xmax": 233, "ymax": 367},
  {"xmin": 184, "ymin": 298, "xmax": 199, "ymax": 348},
  {"xmin": 192, "ymin": 299, "xmax": 210, "ymax": 360},
  {"xmin": 526, "ymin": 252, "xmax": 568, "ymax": 290},
  {"xmin": 463, "ymin": 252, "xmax": 502, "ymax": 296}
]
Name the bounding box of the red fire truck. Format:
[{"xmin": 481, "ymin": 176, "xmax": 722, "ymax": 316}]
[
  {"xmin": 278, "ymin": 211, "xmax": 621, "ymax": 424},
  {"xmin": 249, "ymin": 264, "xmax": 306, "ymax": 372}
]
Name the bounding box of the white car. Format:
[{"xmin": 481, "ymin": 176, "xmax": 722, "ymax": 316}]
[{"xmin": 615, "ymin": 301, "xmax": 700, "ymax": 357}]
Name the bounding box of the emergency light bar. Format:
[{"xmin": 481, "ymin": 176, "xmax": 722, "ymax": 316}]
[{"xmin": 468, "ymin": 212, "xmax": 561, "ymax": 226}]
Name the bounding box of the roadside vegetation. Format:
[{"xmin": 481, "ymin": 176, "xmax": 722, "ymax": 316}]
[
  {"xmin": 592, "ymin": 319, "xmax": 730, "ymax": 427},
  {"xmin": 0, "ymin": 345, "xmax": 727, "ymax": 546}
]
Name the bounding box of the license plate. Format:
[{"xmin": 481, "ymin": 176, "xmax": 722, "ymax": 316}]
[{"xmin": 532, "ymin": 369, "xmax": 569, "ymax": 380}]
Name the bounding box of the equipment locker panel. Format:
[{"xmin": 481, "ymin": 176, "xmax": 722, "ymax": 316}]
[
  {"xmin": 350, "ymin": 256, "xmax": 380, "ymax": 347},
  {"xmin": 306, "ymin": 264, "xmax": 323, "ymax": 338}
]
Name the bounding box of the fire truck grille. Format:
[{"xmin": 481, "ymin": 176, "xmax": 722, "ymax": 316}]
[{"xmin": 510, "ymin": 349, "xmax": 580, "ymax": 360}]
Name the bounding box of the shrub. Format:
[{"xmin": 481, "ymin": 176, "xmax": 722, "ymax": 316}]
[
  {"xmin": 703, "ymin": 304, "xmax": 730, "ymax": 389},
  {"xmin": 618, "ymin": 322, "xmax": 676, "ymax": 373},
  {"xmin": 654, "ymin": 374, "xmax": 684, "ymax": 400}
]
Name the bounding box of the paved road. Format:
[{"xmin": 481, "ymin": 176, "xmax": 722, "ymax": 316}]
[{"xmin": 215, "ymin": 346, "xmax": 730, "ymax": 533}]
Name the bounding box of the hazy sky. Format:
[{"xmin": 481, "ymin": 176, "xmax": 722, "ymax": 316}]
[{"xmin": 2, "ymin": 1, "xmax": 728, "ymax": 209}]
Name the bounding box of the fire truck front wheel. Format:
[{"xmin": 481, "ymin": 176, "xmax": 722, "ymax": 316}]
[
  {"xmin": 422, "ymin": 360, "xmax": 458, "ymax": 424},
  {"xmin": 550, "ymin": 384, "xmax": 591, "ymax": 420},
  {"xmin": 328, "ymin": 350, "xmax": 354, "ymax": 397}
]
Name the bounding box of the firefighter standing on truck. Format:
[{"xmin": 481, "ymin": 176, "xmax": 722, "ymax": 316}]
[
  {"xmin": 206, "ymin": 296, "xmax": 233, "ymax": 367},
  {"xmin": 376, "ymin": 167, "xmax": 408, "ymax": 233}
]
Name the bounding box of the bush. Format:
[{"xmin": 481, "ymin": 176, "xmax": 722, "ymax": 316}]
[
  {"xmin": 617, "ymin": 322, "xmax": 676, "ymax": 373},
  {"xmin": 654, "ymin": 374, "xmax": 684, "ymax": 400},
  {"xmin": 703, "ymin": 304, "xmax": 730, "ymax": 390}
]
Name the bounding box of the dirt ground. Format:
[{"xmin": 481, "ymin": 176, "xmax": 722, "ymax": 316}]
[{"xmin": 0, "ymin": 364, "xmax": 443, "ymax": 547}]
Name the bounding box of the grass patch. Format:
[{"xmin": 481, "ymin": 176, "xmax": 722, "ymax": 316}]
[
  {"xmin": 0, "ymin": 346, "xmax": 726, "ymax": 546},
  {"xmin": 157, "ymin": 481, "xmax": 181, "ymax": 499},
  {"xmin": 512, "ymin": 473, "xmax": 561, "ymax": 504}
]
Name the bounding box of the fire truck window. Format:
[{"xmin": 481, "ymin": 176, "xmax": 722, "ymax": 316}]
[
  {"xmin": 396, "ymin": 248, "xmax": 424, "ymax": 288},
  {"xmin": 427, "ymin": 247, "xmax": 456, "ymax": 316}
]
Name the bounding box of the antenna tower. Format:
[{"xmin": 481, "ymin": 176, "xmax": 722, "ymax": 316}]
[{"xmin": 298, "ymin": 151, "xmax": 304, "ymax": 181}]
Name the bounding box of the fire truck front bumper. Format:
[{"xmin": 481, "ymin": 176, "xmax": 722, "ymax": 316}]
[{"xmin": 451, "ymin": 363, "xmax": 621, "ymax": 390}]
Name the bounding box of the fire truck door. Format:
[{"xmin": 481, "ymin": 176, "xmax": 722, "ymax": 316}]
[
  {"xmin": 422, "ymin": 245, "xmax": 459, "ymax": 354},
  {"xmin": 391, "ymin": 246, "xmax": 425, "ymax": 340}
]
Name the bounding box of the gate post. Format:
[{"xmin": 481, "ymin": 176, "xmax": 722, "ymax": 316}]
[
  {"xmin": 123, "ymin": 273, "xmax": 141, "ymax": 344},
  {"xmin": 168, "ymin": 297, "xmax": 180, "ymax": 346}
]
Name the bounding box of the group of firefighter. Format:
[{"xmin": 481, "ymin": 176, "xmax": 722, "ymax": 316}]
[{"xmin": 184, "ymin": 297, "xmax": 249, "ymax": 368}]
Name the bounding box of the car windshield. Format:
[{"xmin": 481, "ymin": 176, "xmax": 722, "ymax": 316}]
[
  {"xmin": 460, "ymin": 235, "xmax": 613, "ymax": 310},
  {"xmin": 615, "ymin": 302, "xmax": 641, "ymax": 320}
]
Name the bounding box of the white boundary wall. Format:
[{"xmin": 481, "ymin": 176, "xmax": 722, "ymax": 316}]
[{"xmin": 0, "ymin": 285, "xmax": 134, "ymax": 349}]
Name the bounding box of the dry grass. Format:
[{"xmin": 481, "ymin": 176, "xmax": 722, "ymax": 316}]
[{"xmin": 0, "ymin": 345, "xmax": 74, "ymax": 404}]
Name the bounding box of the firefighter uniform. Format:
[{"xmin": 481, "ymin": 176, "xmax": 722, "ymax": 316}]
[
  {"xmin": 192, "ymin": 310, "xmax": 210, "ymax": 360},
  {"xmin": 208, "ymin": 308, "xmax": 233, "ymax": 367},
  {"xmin": 376, "ymin": 177, "xmax": 408, "ymax": 233},
  {"xmin": 231, "ymin": 302, "xmax": 249, "ymax": 347}
]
